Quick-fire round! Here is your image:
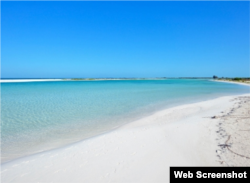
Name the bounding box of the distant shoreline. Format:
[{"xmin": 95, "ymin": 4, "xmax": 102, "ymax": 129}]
[
  {"xmin": 212, "ymin": 79, "xmax": 250, "ymax": 86},
  {"xmin": 1, "ymin": 78, "xmax": 250, "ymax": 85},
  {"xmin": 0, "ymin": 78, "xmax": 213, "ymax": 83}
]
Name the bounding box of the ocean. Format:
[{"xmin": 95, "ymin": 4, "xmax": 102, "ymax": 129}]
[{"xmin": 1, "ymin": 79, "xmax": 249, "ymax": 163}]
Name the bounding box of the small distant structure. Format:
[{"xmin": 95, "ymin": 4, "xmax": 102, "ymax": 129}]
[{"xmin": 213, "ymin": 75, "xmax": 218, "ymax": 79}]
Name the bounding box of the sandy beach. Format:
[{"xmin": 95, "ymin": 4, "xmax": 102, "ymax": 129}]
[
  {"xmin": 1, "ymin": 93, "xmax": 249, "ymax": 182},
  {"xmin": 212, "ymin": 79, "xmax": 250, "ymax": 86}
]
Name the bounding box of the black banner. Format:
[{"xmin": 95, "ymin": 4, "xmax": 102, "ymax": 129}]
[{"xmin": 170, "ymin": 167, "xmax": 250, "ymax": 183}]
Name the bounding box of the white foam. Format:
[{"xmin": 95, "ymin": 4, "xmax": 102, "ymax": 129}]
[{"xmin": 0, "ymin": 79, "xmax": 63, "ymax": 83}]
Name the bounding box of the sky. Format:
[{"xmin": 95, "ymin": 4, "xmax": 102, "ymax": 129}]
[{"xmin": 1, "ymin": 1, "xmax": 249, "ymax": 78}]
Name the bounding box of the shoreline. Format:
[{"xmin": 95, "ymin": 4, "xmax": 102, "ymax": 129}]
[
  {"xmin": 211, "ymin": 79, "xmax": 250, "ymax": 86},
  {"xmin": 1, "ymin": 93, "xmax": 250, "ymax": 182},
  {"xmin": 1, "ymin": 78, "xmax": 243, "ymax": 83},
  {"xmin": 2, "ymin": 78, "xmax": 250, "ymax": 85}
]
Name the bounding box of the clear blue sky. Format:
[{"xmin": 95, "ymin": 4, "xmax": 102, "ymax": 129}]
[{"xmin": 1, "ymin": 1, "xmax": 249, "ymax": 78}]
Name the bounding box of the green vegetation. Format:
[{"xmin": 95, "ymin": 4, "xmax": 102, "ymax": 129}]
[
  {"xmin": 215, "ymin": 77, "xmax": 250, "ymax": 84},
  {"xmin": 232, "ymin": 77, "xmax": 241, "ymax": 81}
]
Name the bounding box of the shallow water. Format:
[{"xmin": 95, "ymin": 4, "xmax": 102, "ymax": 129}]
[{"xmin": 1, "ymin": 79, "xmax": 249, "ymax": 163}]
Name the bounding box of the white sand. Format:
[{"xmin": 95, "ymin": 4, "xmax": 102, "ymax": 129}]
[
  {"xmin": 211, "ymin": 79, "xmax": 250, "ymax": 86},
  {"xmin": 0, "ymin": 79, "xmax": 63, "ymax": 83},
  {"xmin": 215, "ymin": 96, "xmax": 250, "ymax": 166},
  {"xmin": 1, "ymin": 94, "xmax": 250, "ymax": 182}
]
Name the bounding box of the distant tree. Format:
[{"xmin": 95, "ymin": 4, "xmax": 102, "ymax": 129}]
[
  {"xmin": 232, "ymin": 77, "xmax": 241, "ymax": 81},
  {"xmin": 213, "ymin": 75, "xmax": 218, "ymax": 79}
]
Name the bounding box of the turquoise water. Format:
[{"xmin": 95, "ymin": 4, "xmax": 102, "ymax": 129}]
[{"xmin": 1, "ymin": 79, "xmax": 249, "ymax": 162}]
